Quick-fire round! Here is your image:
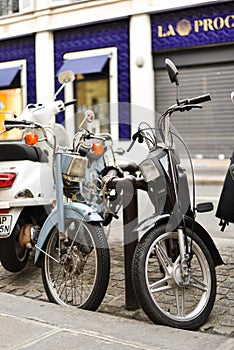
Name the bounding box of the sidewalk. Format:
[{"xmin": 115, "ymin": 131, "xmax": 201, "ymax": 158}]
[
  {"xmin": 0, "ymin": 292, "xmax": 233, "ymax": 350},
  {"xmin": 0, "ymin": 241, "xmax": 233, "ymax": 346}
]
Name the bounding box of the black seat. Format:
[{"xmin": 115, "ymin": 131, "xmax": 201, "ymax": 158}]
[{"xmin": 0, "ymin": 143, "xmax": 48, "ymax": 162}]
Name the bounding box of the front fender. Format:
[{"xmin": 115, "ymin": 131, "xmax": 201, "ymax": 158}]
[
  {"xmin": 183, "ymin": 215, "xmax": 224, "ymax": 267},
  {"xmin": 34, "ymin": 202, "xmax": 102, "ymax": 265},
  {"xmin": 133, "ymin": 213, "xmax": 170, "ymax": 235},
  {"xmin": 134, "ymin": 213, "xmax": 223, "ymax": 267}
]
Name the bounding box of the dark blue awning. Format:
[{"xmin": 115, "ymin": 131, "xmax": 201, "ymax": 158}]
[
  {"xmin": 57, "ymin": 55, "xmax": 109, "ymax": 76},
  {"xmin": 0, "ymin": 66, "xmax": 20, "ymax": 87}
]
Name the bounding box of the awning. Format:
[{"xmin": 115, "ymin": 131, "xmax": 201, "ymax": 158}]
[
  {"xmin": 57, "ymin": 55, "xmax": 109, "ymax": 76},
  {"xmin": 0, "ymin": 66, "xmax": 20, "ymax": 87}
]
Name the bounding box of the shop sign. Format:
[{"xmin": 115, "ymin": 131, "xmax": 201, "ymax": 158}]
[{"xmin": 157, "ymin": 14, "xmax": 234, "ymax": 38}]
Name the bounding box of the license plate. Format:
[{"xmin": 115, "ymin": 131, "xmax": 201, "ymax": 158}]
[{"xmin": 0, "ymin": 215, "xmax": 12, "ymax": 236}]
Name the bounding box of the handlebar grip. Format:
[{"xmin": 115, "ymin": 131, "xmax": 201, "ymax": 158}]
[
  {"xmin": 105, "ymin": 169, "xmax": 119, "ymax": 178},
  {"xmin": 64, "ymin": 99, "xmax": 77, "ymax": 107},
  {"xmin": 78, "ymin": 144, "xmax": 89, "ymax": 156},
  {"xmin": 187, "ymin": 94, "xmax": 211, "ymax": 104},
  {"xmin": 4, "ymin": 119, "xmax": 33, "ymax": 126}
]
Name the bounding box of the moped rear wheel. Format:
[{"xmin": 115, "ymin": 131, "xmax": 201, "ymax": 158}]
[
  {"xmin": 0, "ymin": 222, "xmax": 29, "ymax": 272},
  {"xmin": 41, "ymin": 218, "xmax": 110, "ymax": 310},
  {"xmin": 132, "ymin": 224, "xmax": 216, "ymax": 330}
]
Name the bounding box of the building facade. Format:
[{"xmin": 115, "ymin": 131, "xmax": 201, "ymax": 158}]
[{"xmin": 0, "ymin": 0, "xmax": 233, "ymax": 157}]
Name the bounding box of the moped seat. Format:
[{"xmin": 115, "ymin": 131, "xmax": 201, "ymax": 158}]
[{"xmin": 0, "ymin": 143, "xmax": 48, "ymax": 162}]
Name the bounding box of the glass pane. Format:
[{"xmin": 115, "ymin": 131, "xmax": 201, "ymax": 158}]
[
  {"xmin": 0, "ymin": 0, "xmax": 19, "ymax": 15},
  {"xmin": 76, "ymin": 78, "xmax": 109, "ymax": 133},
  {"xmin": 0, "ymin": 88, "xmax": 23, "ymax": 141}
]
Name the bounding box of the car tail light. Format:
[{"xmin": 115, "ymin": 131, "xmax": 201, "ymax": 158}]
[
  {"xmin": 0, "ymin": 209, "xmax": 9, "ymax": 214},
  {"xmin": 0, "ymin": 173, "xmax": 17, "ymax": 188}
]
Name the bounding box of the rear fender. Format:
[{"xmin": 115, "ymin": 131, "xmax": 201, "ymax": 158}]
[{"xmin": 34, "ymin": 202, "xmax": 102, "ymax": 265}]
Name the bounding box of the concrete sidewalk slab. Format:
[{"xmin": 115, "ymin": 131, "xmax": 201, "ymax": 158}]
[{"xmin": 0, "ymin": 293, "xmax": 233, "ymax": 350}]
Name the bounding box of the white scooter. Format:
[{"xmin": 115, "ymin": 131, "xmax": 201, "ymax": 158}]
[{"xmin": 0, "ymin": 71, "xmax": 74, "ymax": 272}]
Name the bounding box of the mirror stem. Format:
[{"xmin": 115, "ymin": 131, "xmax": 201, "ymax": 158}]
[
  {"xmin": 176, "ymin": 85, "xmax": 180, "ymax": 105},
  {"xmin": 54, "ymin": 83, "xmax": 65, "ymax": 99}
]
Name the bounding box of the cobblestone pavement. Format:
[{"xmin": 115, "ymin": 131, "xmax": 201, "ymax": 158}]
[{"xmin": 0, "ymin": 245, "xmax": 233, "ymax": 338}]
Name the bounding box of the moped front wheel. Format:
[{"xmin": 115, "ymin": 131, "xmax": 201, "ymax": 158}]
[
  {"xmin": 41, "ymin": 218, "xmax": 110, "ymax": 310},
  {"xmin": 132, "ymin": 224, "xmax": 216, "ymax": 330}
]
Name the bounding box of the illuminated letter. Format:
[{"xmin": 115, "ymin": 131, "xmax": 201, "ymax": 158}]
[
  {"xmin": 203, "ymin": 18, "xmax": 214, "ymax": 31},
  {"xmin": 194, "ymin": 19, "xmax": 203, "ymax": 32},
  {"xmin": 213, "ymin": 17, "xmax": 224, "ymax": 30},
  {"xmin": 158, "ymin": 25, "xmax": 164, "ymax": 37},
  {"xmin": 224, "ymin": 15, "xmax": 234, "ymax": 28},
  {"xmin": 157, "ymin": 24, "xmax": 176, "ymax": 37},
  {"xmin": 168, "ymin": 24, "xmax": 176, "ymax": 36}
]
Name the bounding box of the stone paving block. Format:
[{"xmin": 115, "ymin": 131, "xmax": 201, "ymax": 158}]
[{"xmin": 0, "ymin": 245, "xmax": 233, "ymax": 338}]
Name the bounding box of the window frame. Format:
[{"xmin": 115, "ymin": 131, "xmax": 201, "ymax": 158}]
[
  {"xmin": 63, "ymin": 47, "xmax": 119, "ymax": 141},
  {"xmin": 0, "ymin": 59, "xmax": 27, "ymax": 112}
]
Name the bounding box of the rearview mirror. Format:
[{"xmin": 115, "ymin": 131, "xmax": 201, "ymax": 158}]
[
  {"xmin": 165, "ymin": 58, "xmax": 179, "ymax": 86},
  {"xmin": 231, "ymin": 91, "xmax": 234, "ymax": 104},
  {"xmin": 58, "ymin": 70, "xmax": 75, "ymax": 85}
]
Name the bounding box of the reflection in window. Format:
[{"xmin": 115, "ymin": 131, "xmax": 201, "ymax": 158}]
[
  {"xmin": 0, "ymin": 0, "xmax": 19, "ymax": 16},
  {"xmin": 0, "ymin": 88, "xmax": 23, "ymax": 140},
  {"xmin": 76, "ymin": 76, "xmax": 110, "ymax": 133}
]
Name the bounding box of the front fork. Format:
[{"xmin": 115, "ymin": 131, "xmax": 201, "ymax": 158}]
[
  {"xmin": 166, "ymin": 141, "xmax": 191, "ymax": 285},
  {"xmin": 177, "ymin": 227, "xmax": 190, "ymax": 285}
]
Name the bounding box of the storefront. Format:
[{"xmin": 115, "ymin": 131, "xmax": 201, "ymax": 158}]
[
  {"xmin": 54, "ymin": 19, "xmax": 130, "ymax": 140},
  {"xmin": 0, "ymin": 35, "xmax": 35, "ymax": 140},
  {"xmin": 151, "ymin": 1, "xmax": 234, "ymax": 158}
]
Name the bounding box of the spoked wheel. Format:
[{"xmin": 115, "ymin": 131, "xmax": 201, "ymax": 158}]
[
  {"xmin": 41, "ymin": 218, "xmax": 110, "ymax": 310},
  {"xmin": 132, "ymin": 224, "xmax": 217, "ymax": 330}
]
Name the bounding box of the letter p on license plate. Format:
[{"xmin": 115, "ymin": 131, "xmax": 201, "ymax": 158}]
[{"xmin": 0, "ymin": 215, "xmax": 12, "ymax": 236}]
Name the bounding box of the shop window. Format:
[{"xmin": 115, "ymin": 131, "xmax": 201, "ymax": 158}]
[
  {"xmin": 0, "ymin": 62, "xmax": 26, "ymax": 141},
  {"xmin": 59, "ymin": 47, "xmax": 118, "ymax": 141},
  {"xmin": 75, "ymin": 62, "xmax": 110, "ymax": 133},
  {"xmin": 0, "ymin": 0, "xmax": 19, "ymax": 16}
]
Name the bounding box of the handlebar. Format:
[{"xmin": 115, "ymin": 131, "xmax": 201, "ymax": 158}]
[
  {"xmin": 128, "ymin": 93, "xmax": 211, "ymax": 150},
  {"xmin": 64, "ymin": 99, "xmax": 77, "ymax": 108},
  {"xmin": 4, "ymin": 119, "xmax": 37, "ymax": 131},
  {"xmin": 179, "ymin": 94, "xmax": 211, "ymax": 106},
  {"xmin": 4, "ymin": 120, "xmax": 34, "ymax": 126}
]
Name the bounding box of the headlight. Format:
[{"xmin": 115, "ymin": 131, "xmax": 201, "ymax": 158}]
[
  {"xmin": 139, "ymin": 158, "xmax": 160, "ymax": 182},
  {"xmin": 62, "ymin": 153, "xmax": 88, "ymax": 182}
]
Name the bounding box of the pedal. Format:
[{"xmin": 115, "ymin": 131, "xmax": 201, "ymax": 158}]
[{"xmin": 196, "ymin": 202, "xmax": 214, "ymax": 213}]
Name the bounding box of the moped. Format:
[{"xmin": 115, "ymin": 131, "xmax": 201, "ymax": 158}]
[
  {"xmin": 4, "ymin": 72, "xmax": 110, "ymax": 309},
  {"xmin": 129, "ymin": 59, "xmax": 224, "ymax": 330}
]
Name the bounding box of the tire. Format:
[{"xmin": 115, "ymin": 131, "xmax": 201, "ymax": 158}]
[
  {"xmin": 132, "ymin": 224, "xmax": 217, "ymax": 330},
  {"xmin": 0, "ymin": 222, "xmax": 29, "ymax": 272},
  {"xmin": 41, "ymin": 218, "xmax": 110, "ymax": 310}
]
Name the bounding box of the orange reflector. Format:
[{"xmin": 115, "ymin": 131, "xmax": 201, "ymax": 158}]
[
  {"xmin": 91, "ymin": 143, "xmax": 104, "ymax": 156},
  {"xmin": 24, "ymin": 132, "xmax": 39, "ymax": 146}
]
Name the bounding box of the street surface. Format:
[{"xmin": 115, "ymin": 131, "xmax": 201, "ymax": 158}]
[{"xmin": 0, "ymin": 184, "xmax": 233, "ymax": 340}]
